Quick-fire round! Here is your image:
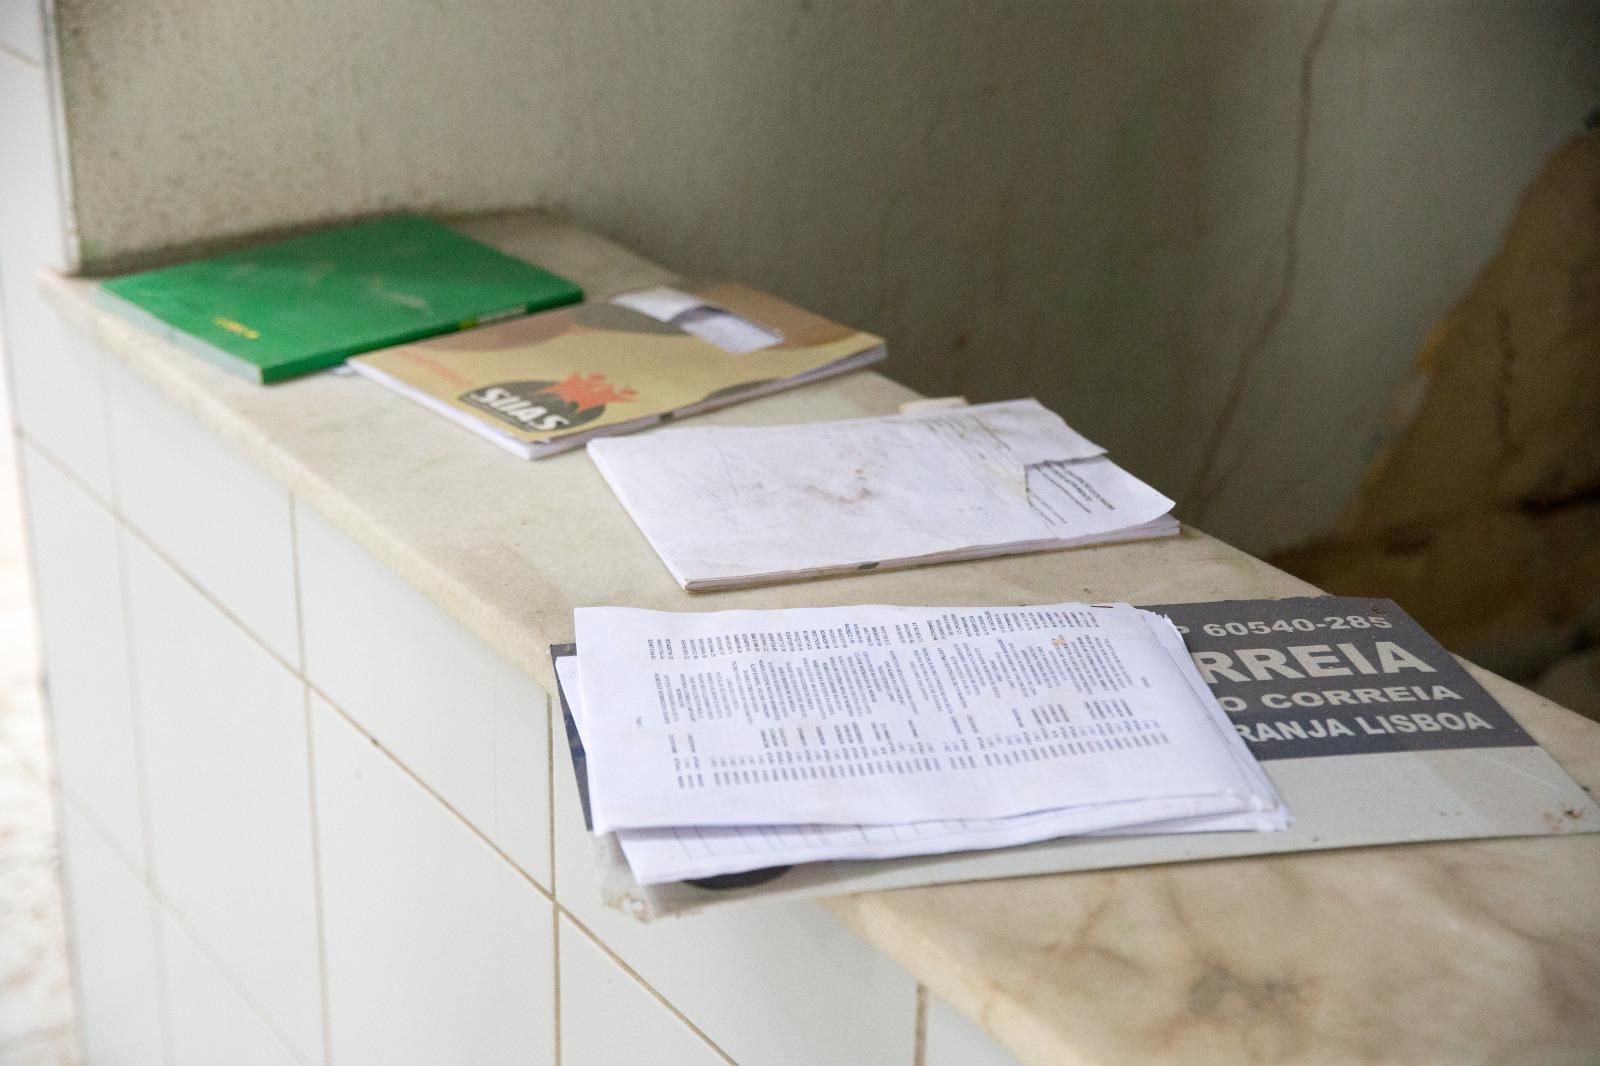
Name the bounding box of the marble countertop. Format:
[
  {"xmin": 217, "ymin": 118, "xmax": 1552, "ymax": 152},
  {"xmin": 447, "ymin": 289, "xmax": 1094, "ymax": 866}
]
[{"xmin": 44, "ymin": 212, "xmax": 1600, "ymax": 1065}]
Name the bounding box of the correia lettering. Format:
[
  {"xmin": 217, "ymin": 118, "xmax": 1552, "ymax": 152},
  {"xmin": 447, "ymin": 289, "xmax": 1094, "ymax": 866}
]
[
  {"xmin": 1191, "ymin": 641, "xmax": 1435, "ymax": 684},
  {"xmin": 1235, "ymin": 711, "xmax": 1497, "ymax": 744}
]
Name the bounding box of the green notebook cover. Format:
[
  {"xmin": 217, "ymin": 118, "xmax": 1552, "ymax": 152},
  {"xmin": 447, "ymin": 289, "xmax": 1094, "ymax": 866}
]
[{"xmin": 96, "ymin": 214, "xmax": 584, "ymax": 383}]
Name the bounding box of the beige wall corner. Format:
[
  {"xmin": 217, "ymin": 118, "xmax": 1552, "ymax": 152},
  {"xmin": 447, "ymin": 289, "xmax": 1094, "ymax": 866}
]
[{"xmin": 1277, "ymin": 129, "xmax": 1600, "ymax": 662}]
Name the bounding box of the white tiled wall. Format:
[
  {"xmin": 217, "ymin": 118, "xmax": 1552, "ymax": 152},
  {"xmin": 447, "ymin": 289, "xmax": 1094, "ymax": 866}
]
[
  {"xmin": 0, "ymin": 50, "xmax": 109, "ymax": 500},
  {"xmin": 124, "ymin": 536, "xmax": 324, "ymax": 1065},
  {"xmin": 159, "ymin": 916, "xmax": 303, "ymax": 1066},
  {"xmin": 311, "ymin": 693, "xmax": 554, "ymax": 1066},
  {"xmin": 19, "ymin": 446, "xmax": 144, "ymax": 866},
  {"xmin": 296, "ymin": 505, "xmax": 550, "ymax": 884},
  {"xmin": 21, "ymin": 298, "xmax": 946, "ymax": 1065},
  {"xmin": 551, "ymin": 709, "xmax": 920, "ymax": 1066},
  {"xmin": 106, "ymin": 360, "xmax": 301, "ymax": 665},
  {"xmin": 925, "ymin": 992, "xmax": 1024, "ymax": 1066},
  {"xmin": 3, "ymin": 315, "xmax": 111, "ymax": 506},
  {"xmin": 57, "ymin": 803, "xmax": 165, "ymax": 1066},
  {"xmin": 558, "ymin": 916, "xmax": 728, "ymax": 1066}
]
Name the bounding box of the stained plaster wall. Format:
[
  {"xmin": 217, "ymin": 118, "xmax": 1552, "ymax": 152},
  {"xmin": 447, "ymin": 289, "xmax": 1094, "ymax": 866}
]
[{"xmin": 46, "ymin": 0, "xmax": 1600, "ymax": 554}]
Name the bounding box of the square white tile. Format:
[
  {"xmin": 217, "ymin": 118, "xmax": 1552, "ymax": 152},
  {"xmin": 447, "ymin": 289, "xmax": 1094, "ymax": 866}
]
[
  {"xmin": 0, "ymin": 0, "xmax": 45, "ymax": 64},
  {"xmin": 160, "ymin": 913, "xmax": 304, "ymax": 1066},
  {"xmin": 19, "ymin": 446, "xmax": 144, "ymax": 865},
  {"xmin": 551, "ymin": 708, "xmax": 918, "ymax": 1066},
  {"xmin": 558, "ymin": 915, "xmax": 726, "ymax": 1066},
  {"xmin": 57, "ymin": 801, "xmax": 165, "ymax": 1066},
  {"xmin": 5, "ymin": 315, "xmax": 111, "ymax": 511},
  {"xmin": 107, "ymin": 360, "xmax": 299, "ymax": 665},
  {"xmin": 311, "ymin": 693, "xmax": 554, "ymax": 1066},
  {"xmin": 296, "ymin": 503, "xmax": 550, "ymax": 885},
  {"xmin": 925, "ymin": 992, "xmax": 1022, "ymax": 1066},
  {"xmin": 124, "ymin": 537, "xmax": 323, "ymax": 1065}
]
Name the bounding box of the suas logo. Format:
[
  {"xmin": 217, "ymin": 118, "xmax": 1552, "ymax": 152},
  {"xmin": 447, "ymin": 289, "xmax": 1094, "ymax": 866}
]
[{"xmin": 461, "ymin": 372, "xmax": 637, "ymax": 432}]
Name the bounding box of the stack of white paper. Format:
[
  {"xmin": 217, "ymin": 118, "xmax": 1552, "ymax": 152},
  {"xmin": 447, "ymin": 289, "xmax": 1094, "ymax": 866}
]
[
  {"xmin": 564, "ymin": 602, "xmax": 1288, "ymax": 886},
  {"xmin": 587, "ymin": 399, "xmax": 1179, "ymax": 591}
]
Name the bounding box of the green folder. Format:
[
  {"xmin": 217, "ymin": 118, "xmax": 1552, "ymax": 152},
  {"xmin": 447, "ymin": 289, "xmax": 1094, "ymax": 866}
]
[{"xmin": 96, "ymin": 214, "xmax": 583, "ymax": 383}]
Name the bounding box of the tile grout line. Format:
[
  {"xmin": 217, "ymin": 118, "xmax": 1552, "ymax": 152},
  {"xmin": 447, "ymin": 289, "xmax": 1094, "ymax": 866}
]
[
  {"xmin": 103, "ymin": 354, "xmax": 176, "ymax": 1066},
  {"xmin": 47, "ymin": 787, "xmax": 142, "ymax": 891},
  {"xmin": 312, "ymin": 692, "xmax": 556, "ymax": 904},
  {"xmin": 155, "ymin": 881, "xmax": 316, "ymax": 1066},
  {"xmin": 9, "ymin": 353, "xmax": 106, "ymax": 1063},
  {"xmin": 300, "ymin": 693, "xmax": 336, "ymax": 1066},
  {"xmin": 0, "ymin": 39, "xmax": 41, "ymax": 68},
  {"xmin": 29, "ymin": 436, "xmax": 797, "ymax": 1066},
  {"xmin": 557, "ymin": 911, "xmax": 740, "ymax": 1066},
  {"xmin": 115, "ymin": 497, "xmax": 299, "ymax": 675},
  {"xmin": 16, "ymin": 438, "xmax": 146, "ymax": 879},
  {"xmin": 551, "ymin": 881, "xmax": 562, "ymax": 1066},
  {"xmin": 288, "ymin": 497, "xmax": 309, "ymax": 675},
  {"xmin": 105, "ymin": 388, "xmax": 164, "ymax": 891},
  {"xmin": 5, "ymin": 228, "xmax": 747, "ymax": 1066},
  {"xmin": 34, "ymin": 430, "xmax": 558, "ymax": 898},
  {"xmin": 59, "ymin": 791, "xmax": 316, "ymax": 1066},
  {"xmin": 107, "ymin": 543, "xmax": 147, "ymax": 870},
  {"xmin": 546, "ymin": 695, "xmax": 558, "ymax": 897},
  {"xmin": 125, "ymin": 602, "xmax": 176, "ymax": 1066},
  {"xmin": 27, "ymin": 438, "xmax": 537, "ymax": 901},
  {"xmin": 313, "ymin": 682, "xmax": 740, "ymax": 1066},
  {"xmin": 547, "ymin": 695, "xmax": 562, "ymax": 1066},
  {"xmin": 13, "ymin": 430, "xmax": 112, "ymax": 515},
  {"xmin": 34, "ymin": 423, "xmax": 317, "ymax": 1066},
  {"xmin": 6, "ymin": 406, "xmax": 87, "ymax": 1062},
  {"xmin": 289, "ymin": 499, "xmax": 336, "ymax": 1066},
  {"xmin": 206, "ymin": 571, "xmax": 757, "ymax": 1065},
  {"xmin": 23, "ymin": 432, "xmax": 296, "ymax": 684}
]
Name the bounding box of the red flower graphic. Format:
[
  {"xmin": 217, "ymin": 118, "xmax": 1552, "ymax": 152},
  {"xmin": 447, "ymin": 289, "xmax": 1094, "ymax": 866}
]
[{"xmin": 547, "ymin": 372, "xmax": 638, "ymax": 411}]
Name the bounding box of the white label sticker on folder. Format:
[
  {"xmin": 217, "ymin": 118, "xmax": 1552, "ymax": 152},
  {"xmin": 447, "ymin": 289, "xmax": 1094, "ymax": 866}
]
[
  {"xmin": 611, "ymin": 287, "xmax": 783, "ymax": 355},
  {"xmin": 611, "ymin": 287, "xmax": 705, "ymax": 322},
  {"xmin": 674, "ymin": 307, "xmax": 783, "ymax": 354}
]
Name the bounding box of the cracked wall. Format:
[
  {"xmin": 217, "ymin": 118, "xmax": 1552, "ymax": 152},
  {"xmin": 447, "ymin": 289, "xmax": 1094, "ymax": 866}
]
[
  {"xmin": 1181, "ymin": 0, "xmax": 1338, "ymax": 513},
  {"xmin": 1277, "ymin": 130, "xmax": 1600, "ymax": 669},
  {"xmin": 47, "ymin": 1, "xmax": 1600, "ymax": 556}
]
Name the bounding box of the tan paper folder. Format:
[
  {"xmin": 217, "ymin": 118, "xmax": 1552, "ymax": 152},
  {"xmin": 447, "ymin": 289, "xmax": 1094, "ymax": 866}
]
[{"xmin": 350, "ymin": 283, "xmax": 885, "ymax": 458}]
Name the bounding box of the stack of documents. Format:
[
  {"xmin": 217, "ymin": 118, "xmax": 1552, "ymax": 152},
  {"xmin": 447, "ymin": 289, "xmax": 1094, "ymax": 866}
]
[
  {"xmin": 559, "ymin": 601, "xmax": 1288, "ymax": 886},
  {"xmin": 350, "ymin": 283, "xmax": 884, "ymax": 458},
  {"xmin": 588, "ymin": 399, "xmax": 1178, "ymax": 590}
]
